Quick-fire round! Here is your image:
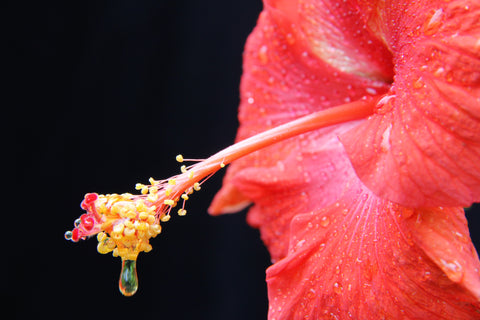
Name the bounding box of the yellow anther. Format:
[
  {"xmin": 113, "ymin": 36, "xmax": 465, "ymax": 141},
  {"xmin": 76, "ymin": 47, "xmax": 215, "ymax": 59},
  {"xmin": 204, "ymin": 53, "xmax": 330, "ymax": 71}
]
[
  {"xmin": 220, "ymin": 162, "xmax": 225, "ymax": 168},
  {"xmin": 168, "ymin": 179, "xmax": 176, "ymax": 185},
  {"xmin": 141, "ymin": 186, "xmax": 149, "ymax": 195},
  {"xmin": 194, "ymin": 182, "xmax": 201, "ymax": 191},
  {"xmin": 136, "ymin": 222, "xmax": 148, "ymax": 231},
  {"xmin": 97, "ymin": 239, "xmax": 115, "ymax": 254},
  {"xmin": 181, "ymin": 194, "xmax": 189, "ymax": 201},
  {"xmin": 149, "ymin": 177, "xmax": 155, "ymax": 185},
  {"xmin": 188, "ymin": 171, "xmax": 194, "ymax": 179},
  {"xmin": 181, "ymin": 165, "xmax": 187, "ymax": 173},
  {"xmin": 136, "ymin": 201, "xmax": 147, "ymax": 212},
  {"xmin": 124, "ymin": 220, "xmax": 134, "ymax": 229},
  {"xmin": 113, "ymin": 223, "xmax": 125, "ymax": 234},
  {"xmin": 97, "ymin": 232, "xmax": 107, "ymax": 242},
  {"xmin": 147, "ymin": 215, "xmax": 156, "ymax": 225},
  {"xmin": 139, "ymin": 211, "xmax": 149, "ymax": 220},
  {"xmin": 149, "ymin": 186, "xmax": 158, "ymax": 194},
  {"xmin": 163, "ymin": 199, "xmax": 175, "ymax": 206},
  {"xmin": 124, "ymin": 227, "xmax": 136, "ymax": 238},
  {"xmin": 150, "ymin": 223, "xmax": 162, "ymax": 235},
  {"xmin": 135, "ymin": 183, "xmax": 144, "ymax": 190},
  {"xmin": 178, "ymin": 209, "xmax": 187, "ymax": 216},
  {"xmin": 165, "ymin": 188, "xmax": 172, "ymax": 196},
  {"xmin": 144, "ymin": 244, "xmax": 153, "ymax": 253},
  {"xmin": 176, "ymin": 154, "xmax": 184, "ymax": 162},
  {"xmin": 160, "ymin": 214, "xmax": 171, "ymax": 222}
]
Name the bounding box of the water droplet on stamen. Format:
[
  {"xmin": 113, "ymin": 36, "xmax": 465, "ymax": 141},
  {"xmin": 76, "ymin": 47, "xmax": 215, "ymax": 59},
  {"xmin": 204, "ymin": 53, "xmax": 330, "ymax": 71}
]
[{"xmin": 119, "ymin": 259, "xmax": 138, "ymax": 296}]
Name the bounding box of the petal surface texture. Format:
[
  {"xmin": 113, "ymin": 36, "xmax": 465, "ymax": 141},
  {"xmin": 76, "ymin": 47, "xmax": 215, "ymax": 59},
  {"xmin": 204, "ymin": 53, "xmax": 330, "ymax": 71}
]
[
  {"xmin": 266, "ymin": 174, "xmax": 480, "ymax": 319},
  {"xmin": 341, "ymin": 0, "xmax": 480, "ymax": 207},
  {"xmin": 209, "ymin": 0, "xmax": 392, "ymax": 260}
]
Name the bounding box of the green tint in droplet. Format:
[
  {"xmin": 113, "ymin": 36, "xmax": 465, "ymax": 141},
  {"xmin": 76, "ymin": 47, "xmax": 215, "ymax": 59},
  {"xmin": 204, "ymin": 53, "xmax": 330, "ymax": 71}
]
[{"xmin": 119, "ymin": 259, "xmax": 138, "ymax": 296}]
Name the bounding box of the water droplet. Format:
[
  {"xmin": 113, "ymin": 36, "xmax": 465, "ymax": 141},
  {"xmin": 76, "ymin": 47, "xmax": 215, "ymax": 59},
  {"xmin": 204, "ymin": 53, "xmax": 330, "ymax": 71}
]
[
  {"xmin": 440, "ymin": 259, "xmax": 463, "ymax": 282},
  {"xmin": 119, "ymin": 259, "xmax": 138, "ymax": 296},
  {"xmin": 320, "ymin": 216, "xmax": 330, "ymax": 227},
  {"xmin": 413, "ymin": 77, "xmax": 424, "ymax": 89},
  {"xmin": 423, "ymin": 8, "xmax": 444, "ymax": 35},
  {"xmin": 64, "ymin": 230, "xmax": 72, "ymax": 240},
  {"xmin": 333, "ymin": 282, "xmax": 343, "ymax": 294},
  {"xmin": 258, "ymin": 45, "xmax": 268, "ymax": 64}
]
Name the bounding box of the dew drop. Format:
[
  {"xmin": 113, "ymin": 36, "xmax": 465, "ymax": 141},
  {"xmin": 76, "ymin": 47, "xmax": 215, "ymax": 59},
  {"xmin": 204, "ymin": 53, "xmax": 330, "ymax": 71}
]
[
  {"xmin": 258, "ymin": 45, "xmax": 268, "ymax": 64},
  {"xmin": 119, "ymin": 259, "xmax": 138, "ymax": 296},
  {"xmin": 333, "ymin": 282, "xmax": 343, "ymax": 294},
  {"xmin": 320, "ymin": 216, "xmax": 330, "ymax": 227},
  {"xmin": 64, "ymin": 230, "xmax": 72, "ymax": 240},
  {"xmin": 413, "ymin": 77, "xmax": 424, "ymax": 89}
]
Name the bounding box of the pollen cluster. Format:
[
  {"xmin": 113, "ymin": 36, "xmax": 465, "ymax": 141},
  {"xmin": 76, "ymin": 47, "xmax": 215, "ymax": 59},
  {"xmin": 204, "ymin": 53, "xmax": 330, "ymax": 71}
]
[
  {"xmin": 65, "ymin": 154, "xmax": 210, "ymax": 262},
  {"xmin": 94, "ymin": 194, "xmax": 162, "ymax": 260}
]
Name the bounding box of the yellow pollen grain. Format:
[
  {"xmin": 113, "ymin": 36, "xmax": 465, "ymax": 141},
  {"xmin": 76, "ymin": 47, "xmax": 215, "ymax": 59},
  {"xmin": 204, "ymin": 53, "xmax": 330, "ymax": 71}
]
[
  {"xmin": 139, "ymin": 211, "xmax": 149, "ymax": 220},
  {"xmin": 178, "ymin": 209, "xmax": 187, "ymax": 216},
  {"xmin": 147, "ymin": 215, "xmax": 156, "ymax": 225},
  {"xmin": 181, "ymin": 194, "xmax": 189, "ymax": 201},
  {"xmin": 165, "ymin": 188, "xmax": 172, "ymax": 196},
  {"xmin": 163, "ymin": 199, "xmax": 175, "ymax": 206},
  {"xmin": 141, "ymin": 186, "xmax": 149, "ymax": 195},
  {"xmin": 193, "ymin": 182, "xmax": 201, "ymax": 191},
  {"xmin": 113, "ymin": 223, "xmax": 125, "ymax": 234},
  {"xmin": 168, "ymin": 179, "xmax": 176, "ymax": 185},
  {"xmin": 97, "ymin": 232, "xmax": 107, "ymax": 242},
  {"xmin": 161, "ymin": 215, "xmax": 171, "ymax": 222},
  {"xmin": 181, "ymin": 165, "xmax": 187, "ymax": 173},
  {"xmin": 135, "ymin": 183, "xmax": 144, "ymax": 190},
  {"xmin": 188, "ymin": 171, "xmax": 194, "ymax": 179},
  {"xmin": 149, "ymin": 177, "xmax": 155, "ymax": 185},
  {"xmin": 176, "ymin": 154, "xmax": 184, "ymax": 162}
]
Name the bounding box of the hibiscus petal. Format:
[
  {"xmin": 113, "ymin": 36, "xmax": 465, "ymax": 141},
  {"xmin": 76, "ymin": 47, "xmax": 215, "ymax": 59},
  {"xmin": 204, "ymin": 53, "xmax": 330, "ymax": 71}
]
[
  {"xmin": 266, "ymin": 178, "xmax": 480, "ymax": 319},
  {"xmin": 236, "ymin": 136, "xmax": 357, "ymax": 262},
  {"xmin": 341, "ymin": 1, "xmax": 480, "ymax": 207},
  {"xmin": 210, "ymin": 2, "xmax": 391, "ymax": 215}
]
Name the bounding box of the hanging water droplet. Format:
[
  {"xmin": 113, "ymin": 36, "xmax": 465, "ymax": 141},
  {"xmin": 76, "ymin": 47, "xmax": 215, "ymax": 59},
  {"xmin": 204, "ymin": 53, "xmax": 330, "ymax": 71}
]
[
  {"xmin": 64, "ymin": 230, "xmax": 72, "ymax": 240},
  {"xmin": 119, "ymin": 259, "xmax": 138, "ymax": 296}
]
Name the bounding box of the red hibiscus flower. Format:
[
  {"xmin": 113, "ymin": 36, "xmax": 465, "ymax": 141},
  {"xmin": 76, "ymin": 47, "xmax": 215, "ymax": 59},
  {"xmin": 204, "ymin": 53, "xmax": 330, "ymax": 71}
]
[
  {"xmin": 66, "ymin": 0, "xmax": 480, "ymax": 318},
  {"xmin": 209, "ymin": 0, "xmax": 480, "ymax": 318}
]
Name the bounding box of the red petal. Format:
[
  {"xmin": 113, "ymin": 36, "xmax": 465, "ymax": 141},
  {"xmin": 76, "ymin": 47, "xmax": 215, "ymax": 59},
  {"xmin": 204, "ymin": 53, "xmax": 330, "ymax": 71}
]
[
  {"xmin": 341, "ymin": 1, "xmax": 480, "ymax": 207},
  {"xmin": 237, "ymin": 137, "xmax": 356, "ymax": 262},
  {"xmin": 210, "ymin": 2, "xmax": 391, "ymax": 215},
  {"xmin": 266, "ymin": 178, "xmax": 480, "ymax": 319}
]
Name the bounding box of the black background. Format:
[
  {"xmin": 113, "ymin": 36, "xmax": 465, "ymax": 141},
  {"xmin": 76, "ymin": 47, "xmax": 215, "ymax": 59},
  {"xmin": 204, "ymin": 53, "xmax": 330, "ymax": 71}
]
[{"xmin": 8, "ymin": 1, "xmax": 480, "ymax": 319}]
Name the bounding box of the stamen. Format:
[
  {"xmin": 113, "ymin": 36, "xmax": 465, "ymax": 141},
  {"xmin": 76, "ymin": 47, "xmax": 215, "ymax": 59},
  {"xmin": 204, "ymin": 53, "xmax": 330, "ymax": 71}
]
[{"xmin": 65, "ymin": 96, "xmax": 379, "ymax": 296}]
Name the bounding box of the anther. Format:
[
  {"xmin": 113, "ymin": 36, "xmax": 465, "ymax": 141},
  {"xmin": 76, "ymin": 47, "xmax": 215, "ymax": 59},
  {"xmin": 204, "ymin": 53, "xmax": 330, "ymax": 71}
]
[
  {"xmin": 178, "ymin": 209, "xmax": 187, "ymax": 216},
  {"xmin": 164, "ymin": 199, "xmax": 175, "ymax": 206},
  {"xmin": 176, "ymin": 154, "xmax": 184, "ymax": 162},
  {"xmin": 181, "ymin": 165, "xmax": 187, "ymax": 173},
  {"xmin": 193, "ymin": 182, "xmax": 201, "ymax": 191}
]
